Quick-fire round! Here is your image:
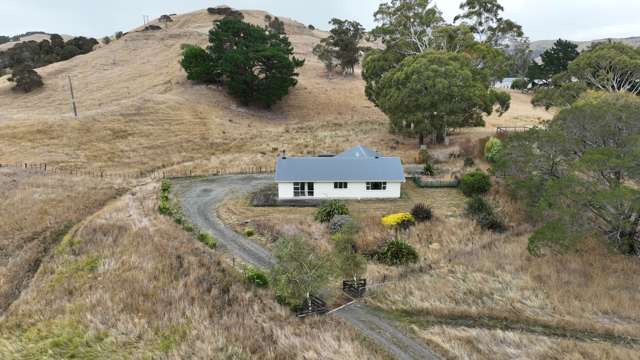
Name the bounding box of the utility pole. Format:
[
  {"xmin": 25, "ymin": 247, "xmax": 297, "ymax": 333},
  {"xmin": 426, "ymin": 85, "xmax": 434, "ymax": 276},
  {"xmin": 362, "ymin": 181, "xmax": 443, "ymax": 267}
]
[
  {"xmin": 143, "ymin": 15, "xmax": 149, "ymax": 25},
  {"xmin": 67, "ymin": 75, "xmax": 78, "ymax": 118}
]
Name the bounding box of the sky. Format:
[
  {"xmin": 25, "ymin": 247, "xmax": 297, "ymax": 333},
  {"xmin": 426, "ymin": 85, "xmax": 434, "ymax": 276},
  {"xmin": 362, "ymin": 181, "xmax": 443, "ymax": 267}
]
[{"xmin": 3, "ymin": 0, "xmax": 640, "ymax": 42}]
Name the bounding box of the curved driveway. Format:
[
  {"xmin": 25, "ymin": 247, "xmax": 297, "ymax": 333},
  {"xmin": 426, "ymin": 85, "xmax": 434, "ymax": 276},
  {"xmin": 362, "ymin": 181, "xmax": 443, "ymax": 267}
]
[{"xmin": 173, "ymin": 175, "xmax": 439, "ymax": 360}]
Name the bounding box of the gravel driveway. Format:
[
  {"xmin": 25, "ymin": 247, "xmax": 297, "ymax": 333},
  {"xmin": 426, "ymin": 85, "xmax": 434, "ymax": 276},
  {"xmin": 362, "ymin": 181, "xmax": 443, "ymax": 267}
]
[{"xmin": 173, "ymin": 175, "xmax": 439, "ymax": 360}]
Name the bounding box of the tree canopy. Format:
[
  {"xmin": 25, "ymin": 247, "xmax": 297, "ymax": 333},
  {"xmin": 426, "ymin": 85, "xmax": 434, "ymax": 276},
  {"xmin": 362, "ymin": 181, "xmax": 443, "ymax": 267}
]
[
  {"xmin": 498, "ymin": 92, "xmax": 640, "ymax": 256},
  {"xmin": 180, "ymin": 17, "xmax": 304, "ymax": 108},
  {"xmin": 363, "ymin": 0, "xmax": 514, "ymax": 145},
  {"xmin": 375, "ymin": 51, "xmax": 510, "ymax": 144},
  {"xmin": 454, "ymin": 0, "xmax": 524, "ymax": 48},
  {"xmin": 0, "ymin": 34, "xmax": 97, "ymax": 72},
  {"xmin": 313, "ymin": 18, "xmax": 365, "ymax": 75},
  {"xmin": 530, "ymin": 41, "xmax": 640, "ymax": 109},
  {"xmin": 528, "ymin": 39, "xmax": 579, "ymax": 82},
  {"xmin": 569, "ymin": 42, "xmax": 640, "ymax": 95},
  {"xmin": 271, "ymin": 236, "xmax": 332, "ymax": 306},
  {"xmin": 7, "ymin": 65, "xmax": 43, "ymax": 92}
]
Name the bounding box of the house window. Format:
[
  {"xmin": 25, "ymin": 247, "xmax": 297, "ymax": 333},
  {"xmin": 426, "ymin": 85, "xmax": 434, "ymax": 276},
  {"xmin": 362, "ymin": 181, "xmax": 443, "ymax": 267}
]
[
  {"xmin": 294, "ymin": 182, "xmax": 314, "ymax": 197},
  {"xmin": 366, "ymin": 182, "xmax": 387, "ymax": 191},
  {"xmin": 334, "ymin": 182, "xmax": 348, "ymax": 189}
]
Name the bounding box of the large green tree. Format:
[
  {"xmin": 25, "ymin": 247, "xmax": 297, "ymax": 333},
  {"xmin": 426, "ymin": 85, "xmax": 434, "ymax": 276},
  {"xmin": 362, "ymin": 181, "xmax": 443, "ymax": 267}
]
[
  {"xmin": 375, "ymin": 51, "xmax": 510, "ymax": 145},
  {"xmin": 180, "ymin": 17, "xmax": 304, "ymax": 108},
  {"xmin": 499, "ymin": 92, "xmax": 640, "ymax": 256}
]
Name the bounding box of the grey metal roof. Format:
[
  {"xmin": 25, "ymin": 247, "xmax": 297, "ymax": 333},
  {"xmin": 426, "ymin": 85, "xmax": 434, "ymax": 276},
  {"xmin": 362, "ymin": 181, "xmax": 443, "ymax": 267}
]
[
  {"xmin": 335, "ymin": 145, "xmax": 381, "ymax": 159},
  {"xmin": 275, "ymin": 146, "xmax": 405, "ymax": 182}
]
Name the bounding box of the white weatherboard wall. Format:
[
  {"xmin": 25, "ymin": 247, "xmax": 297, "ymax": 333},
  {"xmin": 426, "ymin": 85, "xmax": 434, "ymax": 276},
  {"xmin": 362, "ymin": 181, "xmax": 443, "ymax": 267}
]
[{"xmin": 277, "ymin": 182, "xmax": 402, "ymax": 200}]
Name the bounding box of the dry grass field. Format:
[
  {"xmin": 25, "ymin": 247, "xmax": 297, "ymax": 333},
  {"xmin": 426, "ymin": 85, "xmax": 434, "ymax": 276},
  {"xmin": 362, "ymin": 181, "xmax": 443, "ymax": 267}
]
[{"xmin": 0, "ymin": 180, "xmax": 386, "ymax": 359}]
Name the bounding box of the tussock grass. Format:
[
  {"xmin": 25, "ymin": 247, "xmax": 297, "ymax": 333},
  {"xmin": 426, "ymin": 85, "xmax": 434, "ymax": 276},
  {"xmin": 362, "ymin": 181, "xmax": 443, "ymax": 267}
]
[
  {"xmin": 0, "ymin": 182, "xmax": 385, "ymax": 359},
  {"xmin": 0, "ymin": 169, "xmax": 124, "ymax": 313}
]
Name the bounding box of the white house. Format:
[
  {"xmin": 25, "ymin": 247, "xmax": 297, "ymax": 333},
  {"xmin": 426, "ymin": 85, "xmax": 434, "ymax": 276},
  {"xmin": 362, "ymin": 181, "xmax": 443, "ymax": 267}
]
[{"xmin": 275, "ymin": 145, "xmax": 405, "ymax": 200}]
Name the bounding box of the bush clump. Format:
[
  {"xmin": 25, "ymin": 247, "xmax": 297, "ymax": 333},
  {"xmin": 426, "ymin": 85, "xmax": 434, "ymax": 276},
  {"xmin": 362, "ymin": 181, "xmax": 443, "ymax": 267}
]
[
  {"xmin": 373, "ymin": 240, "xmax": 419, "ymax": 266},
  {"xmin": 244, "ymin": 228, "xmax": 255, "ymax": 237},
  {"xmin": 329, "ymin": 215, "xmax": 354, "ymax": 234},
  {"xmin": 464, "ymin": 157, "xmax": 475, "ymax": 167},
  {"xmin": 465, "ymin": 196, "xmax": 506, "ymax": 232},
  {"xmin": 245, "ymin": 267, "xmax": 269, "ymax": 288},
  {"xmin": 511, "ymin": 78, "xmax": 528, "ymax": 91},
  {"xmin": 381, "ymin": 213, "xmax": 416, "ymax": 229},
  {"xmin": 484, "ymin": 137, "xmax": 503, "ymax": 163},
  {"xmin": 315, "ymin": 200, "xmax": 349, "ymax": 223},
  {"xmin": 207, "ymin": 6, "xmax": 244, "ymax": 19},
  {"xmin": 423, "ymin": 162, "xmax": 436, "ymax": 176},
  {"xmin": 183, "ymin": 223, "xmax": 194, "ymax": 233},
  {"xmin": 197, "ymin": 232, "xmax": 216, "ymax": 248},
  {"xmin": 411, "ymin": 203, "xmax": 433, "ymax": 222},
  {"xmin": 8, "ymin": 66, "xmax": 43, "ymax": 93},
  {"xmin": 460, "ymin": 171, "xmax": 492, "ymax": 197}
]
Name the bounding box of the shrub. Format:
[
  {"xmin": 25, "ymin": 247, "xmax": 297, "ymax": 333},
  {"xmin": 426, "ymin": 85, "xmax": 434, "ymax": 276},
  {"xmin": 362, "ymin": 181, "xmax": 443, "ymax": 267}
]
[
  {"xmin": 484, "ymin": 137, "xmax": 503, "ymax": 163},
  {"xmin": 197, "ymin": 232, "xmax": 217, "ymax": 248},
  {"xmin": 381, "ymin": 213, "xmax": 415, "ymax": 229},
  {"xmin": 315, "ymin": 200, "xmax": 349, "ymax": 223},
  {"xmin": 460, "ymin": 171, "xmax": 491, "ymax": 197},
  {"xmin": 183, "ymin": 223, "xmax": 194, "ymax": 233},
  {"xmin": 158, "ymin": 199, "xmax": 172, "ymax": 215},
  {"xmin": 115, "ymin": 31, "xmax": 124, "ymax": 40},
  {"xmin": 465, "ymin": 196, "xmax": 506, "ymax": 232},
  {"xmin": 308, "ymin": 24, "xmax": 316, "ymax": 30},
  {"xmin": 207, "ymin": 6, "xmax": 244, "ymax": 19},
  {"xmin": 244, "ymin": 228, "xmax": 255, "ymax": 237},
  {"xmin": 511, "ymin": 78, "xmax": 528, "ymax": 91},
  {"xmin": 411, "ymin": 203, "xmax": 433, "ymax": 222},
  {"xmin": 245, "ymin": 267, "xmax": 269, "ymax": 288},
  {"xmin": 329, "ymin": 215, "xmax": 354, "ymax": 234},
  {"xmin": 373, "ymin": 240, "xmax": 419, "ymax": 266},
  {"xmin": 101, "ymin": 36, "xmax": 111, "ymax": 45},
  {"xmin": 423, "ymin": 162, "xmax": 436, "ymax": 176},
  {"xmin": 464, "ymin": 157, "xmax": 475, "ymax": 167},
  {"xmin": 8, "ymin": 66, "xmax": 43, "ymax": 93},
  {"xmin": 418, "ymin": 149, "xmax": 431, "ymax": 163},
  {"xmin": 161, "ymin": 180, "xmax": 172, "ymax": 193}
]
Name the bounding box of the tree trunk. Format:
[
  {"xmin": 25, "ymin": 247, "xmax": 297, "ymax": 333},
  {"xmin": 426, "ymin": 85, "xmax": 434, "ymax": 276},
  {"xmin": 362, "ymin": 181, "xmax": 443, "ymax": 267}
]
[{"xmin": 418, "ymin": 134, "xmax": 425, "ymax": 148}]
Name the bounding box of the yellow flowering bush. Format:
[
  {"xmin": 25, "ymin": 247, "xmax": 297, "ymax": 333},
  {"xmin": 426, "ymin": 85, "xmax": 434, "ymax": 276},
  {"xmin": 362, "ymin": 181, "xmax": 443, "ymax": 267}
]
[{"xmin": 381, "ymin": 213, "xmax": 416, "ymax": 228}]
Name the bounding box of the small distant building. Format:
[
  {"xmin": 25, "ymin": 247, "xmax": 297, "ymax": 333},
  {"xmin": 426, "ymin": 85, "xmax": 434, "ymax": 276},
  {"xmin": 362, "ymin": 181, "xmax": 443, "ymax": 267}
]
[{"xmin": 275, "ymin": 145, "xmax": 405, "ymax": 200}]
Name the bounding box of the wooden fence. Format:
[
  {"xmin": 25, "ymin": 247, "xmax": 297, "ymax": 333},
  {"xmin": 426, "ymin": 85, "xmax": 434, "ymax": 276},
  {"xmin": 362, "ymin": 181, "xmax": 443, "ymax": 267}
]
[{"xmin": 0, "ymin": 162, "xmax": 274, "ymax": 180}]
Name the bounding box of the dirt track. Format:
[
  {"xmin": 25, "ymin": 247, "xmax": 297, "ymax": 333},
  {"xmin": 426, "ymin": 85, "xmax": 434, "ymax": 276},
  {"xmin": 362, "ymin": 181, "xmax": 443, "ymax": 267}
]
[{"xmin": 173, "ymin": 175, "xmax": 440, "ymax": 360}]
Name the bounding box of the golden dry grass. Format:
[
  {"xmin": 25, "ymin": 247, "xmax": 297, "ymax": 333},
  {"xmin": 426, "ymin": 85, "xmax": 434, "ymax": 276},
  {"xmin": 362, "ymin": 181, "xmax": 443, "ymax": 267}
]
[
  {"xmin": 0, "ymin": 9, "xmax": 552, "ymax": 173},
  {"xmin": 218, "ymin": 177, "xmax": 640, "ymax": 358},
  {"xmin": 0, "ymin": 168, "xmax": 125, "ymax": 313},
  {"xmin": 0, "ymin": 181, "xmax": 386, "ymax": 359},
  {"xmin": 418, "ymin": 326, "xmax": 639, "ymax": 360}
]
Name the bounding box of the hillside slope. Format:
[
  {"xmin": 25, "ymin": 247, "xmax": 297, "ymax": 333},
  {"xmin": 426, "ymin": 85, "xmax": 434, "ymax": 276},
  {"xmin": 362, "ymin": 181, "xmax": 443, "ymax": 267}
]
[{"xmin": 0, "ymin": 8, "xmax": 551, "ymax": 173}]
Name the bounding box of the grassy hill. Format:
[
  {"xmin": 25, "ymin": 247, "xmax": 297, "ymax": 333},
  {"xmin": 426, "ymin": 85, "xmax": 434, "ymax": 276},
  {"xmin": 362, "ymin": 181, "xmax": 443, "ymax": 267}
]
[
  {"xmin": 0, "ymin": 33, "xmax": 74, "ymax": 51},
  {"xmin": 0, "ymin": 8, "xmax": 551, "ymax": 174}
]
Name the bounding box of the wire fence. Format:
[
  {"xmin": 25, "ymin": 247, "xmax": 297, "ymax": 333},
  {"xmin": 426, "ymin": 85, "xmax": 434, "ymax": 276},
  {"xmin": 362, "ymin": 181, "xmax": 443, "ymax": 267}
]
[{"xmin": 0, "ymin": 162, "xmax": 275, "ymax": 180}]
